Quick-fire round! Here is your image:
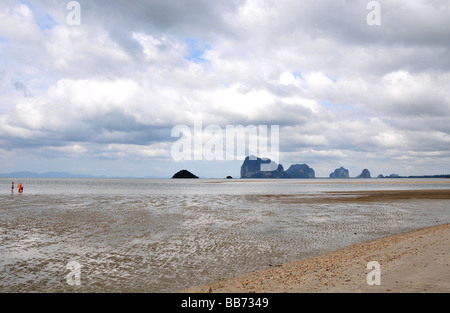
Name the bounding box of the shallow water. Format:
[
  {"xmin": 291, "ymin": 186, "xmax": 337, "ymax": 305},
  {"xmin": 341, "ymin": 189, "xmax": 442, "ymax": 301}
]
[{"xmin": 0, "ymin": 178, "xmax": 449, "ymax": 292}]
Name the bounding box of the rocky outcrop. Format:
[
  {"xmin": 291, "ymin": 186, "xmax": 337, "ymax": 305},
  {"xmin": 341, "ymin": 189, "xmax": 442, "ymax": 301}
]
[
  {"xmin": 240, "ymin": 156, "xmax": 288, "ymax": 178},
  {"xmin": 329, "ymin": 167, "xmax": 349, "ymax": 178},
  {"xmin": 240, "ymin": 157, "xmax": 315, "ymax": 179},
  {"xmin": 172, "ymin": 170, "xmax": 199, "ymax": 179},
  {"xmin": 357, "ymin": 169, "xmax": 371, "ymax": 178},
  {"xmin": 285, "ymin": 164, "xmax": 315, "ymax": 178}
]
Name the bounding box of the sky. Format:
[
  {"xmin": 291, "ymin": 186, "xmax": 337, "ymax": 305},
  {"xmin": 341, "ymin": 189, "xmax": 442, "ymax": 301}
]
[{"xmin": 1, "ymin": 0, "xmax": 450, "ymax": 178}]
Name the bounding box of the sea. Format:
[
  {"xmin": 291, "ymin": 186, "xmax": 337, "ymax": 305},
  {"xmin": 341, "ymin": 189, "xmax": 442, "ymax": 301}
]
[{"xmin": 0, "ymin": 178, "xmax": 449, "ymax": 292}]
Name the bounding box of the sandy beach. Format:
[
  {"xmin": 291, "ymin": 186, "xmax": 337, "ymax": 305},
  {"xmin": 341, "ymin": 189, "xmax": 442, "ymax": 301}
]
[
  {"xmin": 2, "ymin": 181, "xmax": 448, "ymax": 292},
  {"xmin": 182, "ymin": 223, "xmax": 450, "ymax": 293}
]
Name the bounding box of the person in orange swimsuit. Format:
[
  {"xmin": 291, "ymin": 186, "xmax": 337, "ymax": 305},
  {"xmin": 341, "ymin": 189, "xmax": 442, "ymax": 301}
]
[{"xmin": 17, "ymin": 183, "xmax": 23, "ymax": 194}]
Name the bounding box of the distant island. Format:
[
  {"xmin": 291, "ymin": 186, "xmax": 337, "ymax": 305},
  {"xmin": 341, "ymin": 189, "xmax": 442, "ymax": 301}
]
[
  {"xmin": 240, "ymin": 156, "xmax": 289, "ymax": 178},
  {"xmin": 357, "ymin": 169, "xmax": 371, "ymax": 178},
  {"xmin": 1, "ymin": 164, "xmax": 449, "ymax": 180},
  {"xmin": 240, "ymin": 156, "xmax": 450, "ymax": 179},
  {"xmin": 329, "ymin": 167, "xmax": 350, "ymax": 178},
  {"xmin": 240, "ymin": 156, "xmax": 315, "ymax": 179},
  {"xmin": 378, "ymin": 174, "xmax": 450, "ymax": 179},
  {"xmin": 286, "ymin": 164, "xmax": 316, "ymax": 178},
  {"xmin": 172, "ymin": 170, "xmax": 199, "ymax": 179},
  {"xmin": 0, "ymin": 171, "xmax": 98, "ymax": 178},
  {"xmin": 0, "ymin": 171, "xmax": 165, "ymax": 179}
]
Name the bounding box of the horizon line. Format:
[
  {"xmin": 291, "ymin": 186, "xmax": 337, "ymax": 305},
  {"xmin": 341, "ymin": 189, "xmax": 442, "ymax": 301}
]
[{"xmin": 1, "ymin": 170, "xmax": 449, "ymax": 180}]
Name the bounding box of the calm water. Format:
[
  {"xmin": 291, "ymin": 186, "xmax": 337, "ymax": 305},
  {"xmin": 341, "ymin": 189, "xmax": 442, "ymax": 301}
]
[{"xmin": 1, "ymin": 178, "xmax": 449, "ymax": 292}]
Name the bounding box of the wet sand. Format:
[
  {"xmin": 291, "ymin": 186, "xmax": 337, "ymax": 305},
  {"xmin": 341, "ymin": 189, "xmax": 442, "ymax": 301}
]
[
  {"xmin": 182, "ymin": 188, "xmax": 450, "ymax": 294},
  {"xmin": 182, "ymin": 223, "xmax": 450, "ymax": 293},
  {"xmin": 2, "ymin": 182, "xmax": 448, "ymax": 293},
  {"xmin": 255, "ymin": 189, "xmax": 450, "ymax": 204},
  {"xmin": 324, "ymin": 189, "xmax": 450, "ymax": 202}
]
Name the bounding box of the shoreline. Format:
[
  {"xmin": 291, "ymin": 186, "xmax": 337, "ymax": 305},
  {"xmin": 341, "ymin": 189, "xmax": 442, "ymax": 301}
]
[{"xmin": 181, "ymin": 223, "xmax": 450, "ymax": 293}]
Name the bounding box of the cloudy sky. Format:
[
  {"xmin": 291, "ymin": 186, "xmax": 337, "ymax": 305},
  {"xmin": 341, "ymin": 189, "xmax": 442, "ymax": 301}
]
[{"xmin": 1, "ymin": 0, "xmax": 450, "ymax": 178}]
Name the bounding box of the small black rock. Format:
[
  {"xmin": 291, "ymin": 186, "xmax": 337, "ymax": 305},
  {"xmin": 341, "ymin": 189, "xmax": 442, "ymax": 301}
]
[{"xmin": 172, "ymin": 170, "xmax": 199, "ymax": 179}]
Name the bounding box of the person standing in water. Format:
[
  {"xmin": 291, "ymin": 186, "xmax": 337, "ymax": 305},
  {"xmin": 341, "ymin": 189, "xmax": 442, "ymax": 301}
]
[
  {"xmin": 18, "ymin": 183, "xmax": 23, "ymax": 194},
  {"xmin": 11, "ymin": 182, "xmax": 14, "ymax": 193}
]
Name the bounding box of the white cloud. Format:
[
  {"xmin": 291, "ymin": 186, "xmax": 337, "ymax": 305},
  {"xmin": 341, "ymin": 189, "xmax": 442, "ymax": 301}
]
[
  {"xmin": 0, "ymin": 4, "xmax": 42, "ymax": 42},
  {"xmin": 0, "ymin": 0, "xmax": 449, "ymax": 176}
]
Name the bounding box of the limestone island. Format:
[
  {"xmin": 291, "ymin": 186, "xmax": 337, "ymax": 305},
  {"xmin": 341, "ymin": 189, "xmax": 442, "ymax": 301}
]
[
  {"xmin": 240, "ymin": 156, "xmax": 315, "ymax": 179},
  {"xmin": 329, "ymin": 167, "xmax": 350, "ymax": 178},
  {"xmin": 357, "ymin": 169, "xmax": 371, "ymax": 178}
]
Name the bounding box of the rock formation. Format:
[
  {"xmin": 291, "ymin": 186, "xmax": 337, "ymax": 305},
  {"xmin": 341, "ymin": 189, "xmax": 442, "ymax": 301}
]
[
  {"xmin": 240, "ymin": 156, "xmax": 288, "ymax": 178},
  {"xmin": 172, "ymin": 169, "xmax": 199, "ymax": 179},
  {"xmin": 357, "ymin": 169, "xmax": 371, "ymax": 178},
  {"xmin": 329, "ymin": 167, "xmax": 350, "ymax": 178},
  {"xmin": 240, "ymin": 157, "xmax": 316, "ymax": 179},
  {"xmin": 285, "ymin": 164, "xmax": 315, "ymax": 178}
]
